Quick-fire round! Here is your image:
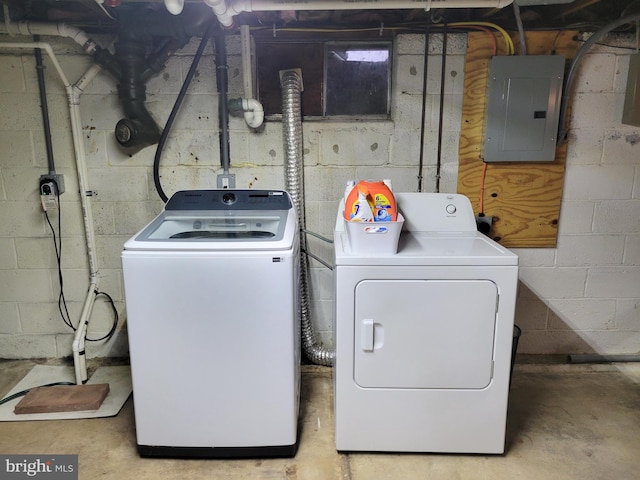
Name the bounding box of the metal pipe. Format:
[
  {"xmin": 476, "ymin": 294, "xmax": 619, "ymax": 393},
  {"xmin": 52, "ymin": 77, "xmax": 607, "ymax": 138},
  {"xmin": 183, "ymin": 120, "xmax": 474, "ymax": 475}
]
[
  {"xmin": 417, "ymin": 26, "xmax": 430, "ymax": 192},
  {"xmin": 558, "ymin": 12, "xmax": 640, "ymax": 143},
  {"xmin": 281, "ymin": 70, "xmax": 334, "ymax": 367},
  {"xmin": 435, "ymin": 24, "xmax": 447, "ymax": 193},
  {"xmin": 33, "ymin": 36, "xmax": 56, "ymax": 175},
  {"xmin": 215, "ymin": 30, "xmax": 231, "ymax": 173},
  {"xmin": 512, "ymin": 0, "xmax": 527, "ymax": 55}
]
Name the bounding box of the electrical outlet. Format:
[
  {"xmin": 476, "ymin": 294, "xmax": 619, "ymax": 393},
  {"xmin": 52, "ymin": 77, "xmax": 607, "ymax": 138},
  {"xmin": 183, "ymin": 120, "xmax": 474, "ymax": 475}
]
[
  {"xmin": 39, "ymin": 174, "xmax": 65, "ymax": 195},
  {"xmin": 476, "ymin": 213, "xmax": 492, "ymax": 236},
  {"xmin": 40, "ymin": 181, "xmax": 58, "ymax": 211},
  {"xmin": 217, "ymin": 174, "xmax": 236, "ymax": 189}
]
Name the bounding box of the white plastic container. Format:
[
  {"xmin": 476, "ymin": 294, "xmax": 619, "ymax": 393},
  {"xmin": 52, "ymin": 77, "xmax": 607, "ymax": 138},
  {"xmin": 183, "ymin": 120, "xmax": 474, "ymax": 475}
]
[{"xmin": 345, "ymin": 213, "xmax": 404, "ymax": 255}]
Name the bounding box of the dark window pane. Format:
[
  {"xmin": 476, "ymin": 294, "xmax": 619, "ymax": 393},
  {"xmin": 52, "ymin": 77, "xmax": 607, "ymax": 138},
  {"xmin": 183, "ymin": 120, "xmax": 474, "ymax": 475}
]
[
  {"xmin": 256, "ymin": 42, "xmax": 324, "ymax": 116},
  {"xmin": 325, "ymin": 43, "xmax": 390, "ymax": 116}
]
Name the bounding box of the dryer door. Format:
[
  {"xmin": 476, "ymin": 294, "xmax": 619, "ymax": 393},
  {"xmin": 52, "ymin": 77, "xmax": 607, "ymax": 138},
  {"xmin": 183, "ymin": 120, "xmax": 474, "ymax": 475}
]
[{"xmin": 354, "ymin": 279, "xmax": 497, "ymax": 389}]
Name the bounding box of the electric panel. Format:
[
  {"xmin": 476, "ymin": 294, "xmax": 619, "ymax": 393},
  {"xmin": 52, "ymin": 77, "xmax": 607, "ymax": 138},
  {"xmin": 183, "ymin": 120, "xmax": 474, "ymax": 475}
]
[
  {"xmin": 622, "ymin": 54, "xmax": 640, "ymax": 127},
  {"xmin": 483, "ymin": 55, "xmax": 565, "ymax": 163}
]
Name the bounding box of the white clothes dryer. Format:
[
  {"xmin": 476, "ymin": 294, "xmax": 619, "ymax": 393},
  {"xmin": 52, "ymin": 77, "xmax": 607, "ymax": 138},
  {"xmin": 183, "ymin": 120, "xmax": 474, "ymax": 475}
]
[
  {"xmin": 122, "ymin": 189, "xmax": 300, "ymax": 458},
  {"xmin": 333, "ymin": 193, "xmax": 518, "ymax": 454}
]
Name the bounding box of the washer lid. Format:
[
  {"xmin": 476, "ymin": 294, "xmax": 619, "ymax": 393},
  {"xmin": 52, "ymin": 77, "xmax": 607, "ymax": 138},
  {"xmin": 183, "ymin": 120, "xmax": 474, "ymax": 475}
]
[{"xmin": 123, "ymin": 190, "xmax": 297, "ymax": 251}]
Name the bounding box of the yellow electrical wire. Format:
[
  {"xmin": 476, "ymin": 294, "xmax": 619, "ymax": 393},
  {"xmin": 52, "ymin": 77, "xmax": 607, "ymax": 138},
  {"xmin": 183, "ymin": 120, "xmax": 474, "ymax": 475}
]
[
  {"xmin": 449, "ymin": 22, "xmax": 514, "ymax": 55},
  {"xmin": 250, "ymin": 21, "xmax": 515, "ymax": 55}
]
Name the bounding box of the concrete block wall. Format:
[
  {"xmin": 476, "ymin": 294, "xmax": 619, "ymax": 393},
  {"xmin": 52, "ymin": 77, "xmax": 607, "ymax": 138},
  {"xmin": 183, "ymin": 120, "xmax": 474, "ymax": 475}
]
[
  {"xmin": 0, "ymin": 31, "xmax": 638, "ymax": 359},
  {"xmin": 514, "ymin": 36, "xmax": 640, "ymax": 354}
]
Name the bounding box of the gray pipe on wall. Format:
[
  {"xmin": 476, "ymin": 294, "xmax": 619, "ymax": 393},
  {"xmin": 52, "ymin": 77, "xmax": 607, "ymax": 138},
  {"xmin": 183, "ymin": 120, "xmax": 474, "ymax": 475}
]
[{"xmin": 281, "ymin": 70, "xmax": 335, "ymax": 367}]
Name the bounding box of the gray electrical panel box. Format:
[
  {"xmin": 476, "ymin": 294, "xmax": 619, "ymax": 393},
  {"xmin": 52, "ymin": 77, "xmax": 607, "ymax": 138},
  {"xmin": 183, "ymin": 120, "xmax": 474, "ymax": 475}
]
[
  {"xmin": 622, "ymin": 54, "xmax": 640, "ymax": 127},
  {"xmin": 483, "ymin": 55, "xmax": 565, "ymax": 163}
]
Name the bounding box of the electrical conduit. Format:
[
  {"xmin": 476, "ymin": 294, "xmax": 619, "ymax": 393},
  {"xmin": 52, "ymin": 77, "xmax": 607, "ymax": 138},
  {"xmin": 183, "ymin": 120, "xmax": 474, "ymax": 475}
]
[
  {"xmin": 558, "ymin": 12, "xmax": 640, "ymax": 143},
  {"xmin": 0, "ymin": 40, "xmax": 102, "ymax": 384},
  {"xmin": 281, "ymin": 70, "xmax": 334, "ymax": 367},
  {"xmin": 214, "ymin": 29, "xmax": 231, "ymax": 175}
]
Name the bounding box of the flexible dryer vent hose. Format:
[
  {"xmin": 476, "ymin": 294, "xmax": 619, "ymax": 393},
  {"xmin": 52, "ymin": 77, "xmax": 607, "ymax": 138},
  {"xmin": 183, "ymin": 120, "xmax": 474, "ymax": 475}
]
[{"xmin": 281, "ymin": 70, "xmax": 335, "ymax": 367}]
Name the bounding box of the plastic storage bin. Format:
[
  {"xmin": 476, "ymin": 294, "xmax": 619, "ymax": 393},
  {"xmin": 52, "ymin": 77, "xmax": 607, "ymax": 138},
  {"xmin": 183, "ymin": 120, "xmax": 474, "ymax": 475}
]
[{"xmin": 344, "ymin": 213, "xmax": 404, "ymax": 255}]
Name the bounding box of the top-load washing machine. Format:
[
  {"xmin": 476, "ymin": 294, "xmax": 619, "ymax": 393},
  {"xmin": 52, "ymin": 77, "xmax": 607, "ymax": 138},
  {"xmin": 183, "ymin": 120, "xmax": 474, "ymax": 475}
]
[
  {"xmin": 122, "ymin": 189, "xmax": 300, "ymax": 458},
  {"xmin": 333, "ymin": 192, "xmax": 518, "ymax": 454}
]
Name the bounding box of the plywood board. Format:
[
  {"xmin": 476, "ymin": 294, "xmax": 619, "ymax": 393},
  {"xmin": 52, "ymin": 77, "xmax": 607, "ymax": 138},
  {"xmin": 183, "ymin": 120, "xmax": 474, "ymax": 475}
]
[
  {"xmin": 14, "ymin": 383, "xmax": 110, "ymax": 414},
  {"xmin": 457, "ymin": 31, "xmax": 578, "ymax": 247}
]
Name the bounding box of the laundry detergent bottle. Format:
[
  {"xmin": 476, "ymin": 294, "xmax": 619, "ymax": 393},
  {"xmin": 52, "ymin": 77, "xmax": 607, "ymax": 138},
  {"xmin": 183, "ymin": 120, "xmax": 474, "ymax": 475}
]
[
  {"xmin": 344, "ymin": 180, "xmax": 397, "ymax": 222},
  {"xmin": 345, "ymin": 183, "xmax": 375, "ymax": 222}
]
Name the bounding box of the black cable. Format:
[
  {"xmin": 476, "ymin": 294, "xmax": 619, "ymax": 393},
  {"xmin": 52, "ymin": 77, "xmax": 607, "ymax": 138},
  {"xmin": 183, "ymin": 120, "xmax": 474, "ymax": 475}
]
[
  {"xmin": 86, "ymin": 290, "xmax": 119, "ymax": 342},
  {"xmin": 0, "ymin": 382, "xmax": 76, "ymax": 406},
  {"xmin": 45, "ymin": 208, "xmax": 118, "ymax": 342},
  {"xmin": 153, "ymin": 21, "xmax": 217, "ymax": 203},
  {"xmin": 44, "ymin": 210, "xmax": 74, "ymax": 331}
]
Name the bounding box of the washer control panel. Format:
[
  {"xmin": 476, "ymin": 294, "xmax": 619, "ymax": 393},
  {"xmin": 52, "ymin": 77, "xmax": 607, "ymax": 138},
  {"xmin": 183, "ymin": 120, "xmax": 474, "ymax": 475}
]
[{"xmin": 165, "ymin": 189, "xmax": 292, "ymax": 211}]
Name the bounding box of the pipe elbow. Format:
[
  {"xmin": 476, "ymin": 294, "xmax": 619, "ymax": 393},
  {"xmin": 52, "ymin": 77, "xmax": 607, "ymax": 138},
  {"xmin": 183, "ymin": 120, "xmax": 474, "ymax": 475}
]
[
  {"xmin": 242, "ymin": 98, "xmax": 264, "ymax": 128},
  {"xmin": 56, "ymin": 23, "xmax": 91, "ymax": 50},
  {"xmin": 164, "ymin": 0, "xmax": 185, "ymax": 15},
  {"xmin": 204, "ymin": 0, "xmax": 248, "ymax": 28}
]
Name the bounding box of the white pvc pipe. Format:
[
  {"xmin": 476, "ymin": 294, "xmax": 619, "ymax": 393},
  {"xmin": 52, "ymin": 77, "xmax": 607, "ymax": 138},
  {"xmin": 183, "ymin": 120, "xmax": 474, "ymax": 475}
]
[
  {"xmin": 0, "ymin": 42, "xmax": 70, "ymax": 86},
  {"xmin": 203, "ymin": 0, "xmax": 235, "ymax": 27},
  {"xmin": 244, "ymin": 0, "xmax": 514, "ymax": 9},
  {"xmin": 68, "ymin": 87, "xmax": 100, "ymax": 281},
  {"xmin": 240, "ymin": 24, "xmax": 253, "ymax": 99},
  {"xmin": 242, "ymin": 98, "xmax": 264, "ymax": 128},
  {"xmin": 164, "ymin": 0, "xmax": 185, "ymax": 15},
  {"xmin": 68, "ymin": 76, "xmax": 102, "ymax": 384},
  {"xmin": 0, "ymin": 21, "xmax": 95, "ymax": 53},
  {"xmin": 72, "ymin": 287, "xmax": 98, "ymax": 384},
  {"xmin": 0, "ymin": 41, "xmax": 101, "ymax": 384},
  {"xmin": 204, "ymin": 0, "xmax": 514, "ymax": 27}
]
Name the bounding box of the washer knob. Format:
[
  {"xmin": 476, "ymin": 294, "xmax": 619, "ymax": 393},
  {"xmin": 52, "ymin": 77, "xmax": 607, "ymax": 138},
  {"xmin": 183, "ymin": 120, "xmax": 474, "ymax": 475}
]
[{"xmin": 446, "ymin": 204, "xmax": 457, "ymax": 214}]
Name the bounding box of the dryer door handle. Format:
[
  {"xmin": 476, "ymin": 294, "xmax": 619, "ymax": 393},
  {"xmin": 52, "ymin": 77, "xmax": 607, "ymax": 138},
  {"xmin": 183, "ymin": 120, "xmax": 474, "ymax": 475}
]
[{"xmin": 361, "ymin": 319, "xmax": 375, "ymax": 352}]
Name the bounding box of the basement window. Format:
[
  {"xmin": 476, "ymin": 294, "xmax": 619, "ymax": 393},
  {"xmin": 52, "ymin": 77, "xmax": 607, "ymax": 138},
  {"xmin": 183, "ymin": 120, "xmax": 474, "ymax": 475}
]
[{"xmin": 256, "ymin": 41, "xmax": 391, "ymax": 118}]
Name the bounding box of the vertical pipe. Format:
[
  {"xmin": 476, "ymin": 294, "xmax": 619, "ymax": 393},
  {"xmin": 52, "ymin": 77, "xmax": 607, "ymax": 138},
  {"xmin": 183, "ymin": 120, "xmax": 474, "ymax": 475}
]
[
  {"xmin": 240, "ymin": 24, "xmax": 253, "ymax": 99},
  {"xmin": 512, "ymin": 0, "xmax": 527, "ymax": 55},
  {"xmin": 214, "ymin": 30, "xmax": 231, "ymax": 173},
  {"xmin": 417, "ymin": 25, "xmax": 430, "ymax": 192},
  {"xmin": 33, "ymin": 35, "xmax": 56, "ymax": 175},
  {"xmin": 435, "ymin": 24, "xmax": 447, "ymax": 193}
]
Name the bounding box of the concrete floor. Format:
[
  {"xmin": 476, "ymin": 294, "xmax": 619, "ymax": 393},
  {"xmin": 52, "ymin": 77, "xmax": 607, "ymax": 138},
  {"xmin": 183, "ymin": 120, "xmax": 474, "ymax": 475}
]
[{"xmin": 0, "ymin": 358, "xmax": 639, "ymax": 480}]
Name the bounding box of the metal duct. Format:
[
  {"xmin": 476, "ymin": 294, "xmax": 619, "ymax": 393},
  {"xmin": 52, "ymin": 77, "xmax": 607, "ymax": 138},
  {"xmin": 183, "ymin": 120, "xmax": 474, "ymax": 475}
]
[{"xmin": 281, "ymin": 70, "xmax": 334, "ymax": 367}]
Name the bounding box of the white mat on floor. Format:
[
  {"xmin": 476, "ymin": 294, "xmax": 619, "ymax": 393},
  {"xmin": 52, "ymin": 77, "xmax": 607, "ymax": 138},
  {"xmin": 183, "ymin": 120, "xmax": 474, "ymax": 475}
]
[{"xmin": 0, "ymin": 365, "xmax": 132, "ymax": 422}]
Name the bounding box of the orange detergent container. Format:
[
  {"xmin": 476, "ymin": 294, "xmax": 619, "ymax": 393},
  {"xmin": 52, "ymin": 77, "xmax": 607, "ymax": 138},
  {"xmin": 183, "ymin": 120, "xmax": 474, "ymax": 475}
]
[{"xmin": 344, "ymin": 180, "xmax": 397, "ymax": 222}]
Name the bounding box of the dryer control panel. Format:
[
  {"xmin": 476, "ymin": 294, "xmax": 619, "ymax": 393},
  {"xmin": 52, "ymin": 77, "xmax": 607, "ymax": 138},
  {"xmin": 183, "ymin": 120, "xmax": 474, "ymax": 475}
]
[{"xmin": 395, "ymin": 193, "xmax": 476, "ymax": 233}]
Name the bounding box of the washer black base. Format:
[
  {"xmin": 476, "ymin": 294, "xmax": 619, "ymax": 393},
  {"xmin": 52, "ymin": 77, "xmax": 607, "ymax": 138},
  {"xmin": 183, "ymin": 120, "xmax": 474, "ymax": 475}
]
[{"xmin": 138, "ymin": 441, "xmax": 299, "ymax": 459}]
